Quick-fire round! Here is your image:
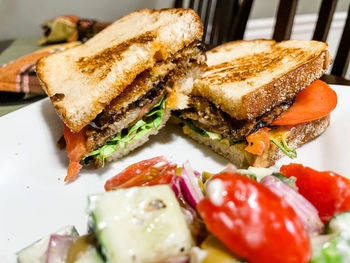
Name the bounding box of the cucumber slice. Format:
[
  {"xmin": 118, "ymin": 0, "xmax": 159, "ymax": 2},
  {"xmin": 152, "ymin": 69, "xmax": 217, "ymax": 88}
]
[
  {"xmin": 74, "ymin": 247, "xmax": 104, "ymax": 263},
  {"xmin": 327, "ymin": 211, "xmax": 350, "ymax": 236},
  {"xmin": 88, "ymin": 185, "xmax": 194, "ymax": 263},
  {"xmin": 311, "ymin": 236, "xmax": 350, "ymax": 263},
  {"xmin": 311, "ymin": 211, "xmax": 350, "ymax": 262},
  {"xmin": 66, "ymin": 234, "xmax": 103, "ymax": 263},
  {"xmin": 16, "ymin": 225, "xmax": 78, "ymax": 263}
]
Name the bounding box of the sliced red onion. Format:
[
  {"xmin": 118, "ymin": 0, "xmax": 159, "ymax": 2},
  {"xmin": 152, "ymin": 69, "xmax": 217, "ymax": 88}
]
[
  {"xmin": 193, "ymin": 170, "xmax": 201, "ymax": 178},
  {"xmin": 45, "ymin": 234, "xmax": 75, "ymax": 263},
  {"xmin": 261, "ymin": 175, "xmax": 323, "ymax": 234},
  {"xmin": 179, "ymin": 161, "xmax": 204, "ymax": 209},
  {"xmin": 170, "ymin": 176, "xmax": 181, "ymax": 198}
]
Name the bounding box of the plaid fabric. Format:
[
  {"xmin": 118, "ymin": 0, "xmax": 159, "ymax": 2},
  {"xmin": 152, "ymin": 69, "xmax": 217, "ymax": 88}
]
[
  {"xmin": 0, "ymin": 42, "xmax": 79, "ymax": 96},
  {"xmin": 16, "ymin": 63, "xmax": 41, "ymax": 94}
]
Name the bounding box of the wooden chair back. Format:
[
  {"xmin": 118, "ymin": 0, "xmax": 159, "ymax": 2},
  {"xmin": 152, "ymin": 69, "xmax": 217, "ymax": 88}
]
[{"xmin": 174, "ymin": 0, "xmax": 350, "ymax": 84}]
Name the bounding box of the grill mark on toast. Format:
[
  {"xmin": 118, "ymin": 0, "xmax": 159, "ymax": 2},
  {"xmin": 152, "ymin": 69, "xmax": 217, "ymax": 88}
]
[
  {"xmin": 51, "ymin": 93, "xmax": 65, "ymax": 102},
  {"xmin": 205, "ymin": 47, "xmax": 311, "ymax": 84},
  {"xmin": 76, "ymin": 31, "xmax": 157, "ymax": 80}
]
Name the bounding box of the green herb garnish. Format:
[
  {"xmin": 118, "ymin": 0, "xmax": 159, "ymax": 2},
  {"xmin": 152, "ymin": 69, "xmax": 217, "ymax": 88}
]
[
  {"xmin": 269, "ymin": 135, "xmax": 297, "ymax": 159},
  {"xmin": 228, "ymin": 138, "xmax": 242, "ymax": 146}
]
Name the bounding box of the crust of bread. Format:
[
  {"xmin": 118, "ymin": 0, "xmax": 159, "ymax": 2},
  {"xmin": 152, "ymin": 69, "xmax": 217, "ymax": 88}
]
[
  {"xmin": 193, "ymin": 40, "xmax": 331, "ymax": 120},
  {"xmin": 183, "ymin": 115, "xmax": 330, "ymax": 168},
  {"xmin": 105, "ymin": 108, "xmax": 171, "ymax": 162},
  {"xmin": 37, "ymin": 8, "xmax": 203, "ymax": 132}
]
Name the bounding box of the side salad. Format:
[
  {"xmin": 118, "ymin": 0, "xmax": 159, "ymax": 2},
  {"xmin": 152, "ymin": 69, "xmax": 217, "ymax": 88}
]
[{"xmin": 17, "ymin": 157, "xmax": 350, "ymax": 263}]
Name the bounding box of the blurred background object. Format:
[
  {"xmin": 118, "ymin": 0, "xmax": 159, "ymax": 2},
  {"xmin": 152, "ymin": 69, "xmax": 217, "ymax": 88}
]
[{"xmin": 38, "ymin": 15, "xmax": 111, "ymax": 45}]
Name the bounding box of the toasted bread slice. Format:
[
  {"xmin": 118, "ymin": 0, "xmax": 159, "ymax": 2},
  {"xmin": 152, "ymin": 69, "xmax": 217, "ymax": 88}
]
[
  {"xmin": 182, "ymin": 115, "xmax": 330, "ymax": 168},
  {"xmin": 193, "ymin": 40, "xmax": 331, "ymax": 120},
  {"xmin": 37, "ymin": 8, "xmax": 203, "ymax": 132}
]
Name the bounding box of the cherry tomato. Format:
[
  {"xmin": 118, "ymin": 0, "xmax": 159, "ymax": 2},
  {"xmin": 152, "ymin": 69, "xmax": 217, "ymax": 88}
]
[
  {"xmin": 104, "ymin": 156, "xmax": 177, "ymax": 191},
  {"xmin": 197, "ymin": 172, "xmax": 311, "ymax": 263},
  {"xmin": 280, "ymin": 163, "xmax": 350, "ymax": 223}
]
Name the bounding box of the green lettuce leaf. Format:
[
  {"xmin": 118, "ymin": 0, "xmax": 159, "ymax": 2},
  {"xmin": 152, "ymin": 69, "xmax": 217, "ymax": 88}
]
[{"xmin": 85, "ymin": 96, "xmax": 166, "ymax": 166}]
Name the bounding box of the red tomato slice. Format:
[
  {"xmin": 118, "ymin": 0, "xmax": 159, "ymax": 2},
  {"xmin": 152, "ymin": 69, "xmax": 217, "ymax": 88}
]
[
  {"xmin": 271, "ymin": 80, "xmax": 337, "ymax": 126},
  {"xmin": 104, "ymin": 156, "xmax": 177, "ymax": 191},
  {"xmin": 197, "ymin": 172, "xmax": 311, "ymax": 263},
  {"xmin": 245, "ymin": 127, "xmax": 270, "ymax": 155},
  {"xmin": 63, "ymin": 125, "xmax": 87, "ymax": 182},
  {"xmin": 280, "ymin": 163, "xmax": 350, "ymax": 223}
]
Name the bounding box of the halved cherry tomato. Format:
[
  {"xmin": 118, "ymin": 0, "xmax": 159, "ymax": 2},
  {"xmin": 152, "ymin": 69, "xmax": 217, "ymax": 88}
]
[
  {"xmin": 104, "ymin": 156, "xmax": 177, "ymax": 191},
  {"xmin": 245, "ymin": 127, "xmax": 270, "ymax": 155},
  {"xmin": 280, "ymin": 163, "xmax": 350, "ymax": 223},
  {"xmin": 63, "ymin": 125, "xmax": 87, "ymax": 182},
  {"xmin": 197, "ymin": 172, "xmax": 311, "ymax": 263},
  {"xmin": 271, "ymin": 80, "xmax": 337, "ymax": 126}
]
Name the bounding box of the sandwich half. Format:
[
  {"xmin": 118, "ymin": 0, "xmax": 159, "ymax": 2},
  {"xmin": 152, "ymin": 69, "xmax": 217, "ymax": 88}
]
[
  {"xmin": 175, "ymin": 39, "xmax": 337, "ymax": 168},
  {"xmin": 37, "ymin": 8, "xmax": 205, "ymax": 181}
]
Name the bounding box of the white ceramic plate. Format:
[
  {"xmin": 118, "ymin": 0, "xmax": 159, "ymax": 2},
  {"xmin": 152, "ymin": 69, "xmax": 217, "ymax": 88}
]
[{"xmin": 1, "ymin": 85, "xmax": 349, "ymax": 262}]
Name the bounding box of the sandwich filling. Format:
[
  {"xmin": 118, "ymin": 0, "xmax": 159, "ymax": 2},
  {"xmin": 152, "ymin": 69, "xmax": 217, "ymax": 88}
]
[
  {"xmin": 175, "ymin": 79, "xmax": 337, "ymax": 164},
  {"xmin": 83, "ymin": 41, "xmax": 206, "ymax": 165},
  {"xmin": 175, "ymin": 95, "xmax": 293, "ymax": 141}
]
